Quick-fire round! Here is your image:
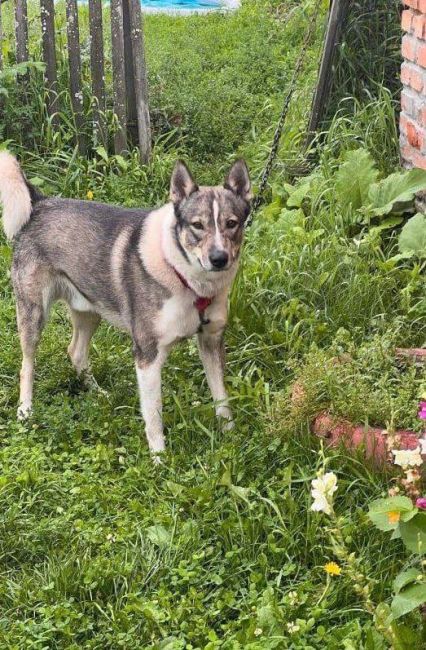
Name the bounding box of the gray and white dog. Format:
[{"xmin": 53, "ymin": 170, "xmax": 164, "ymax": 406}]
[{"xmin": 0, "ymin": 152, "xmax": 252, "ymax": 458}]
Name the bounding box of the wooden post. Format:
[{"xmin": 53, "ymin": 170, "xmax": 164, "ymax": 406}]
[
  {"xmin": 110, "ymin": 0, "xmax": 127, "ymax": 154},
  {"xmin": 40, "ymin": 0, "xmax": 59, "ymax": 125},
  {"xmin": 15, "ymin": 0, "xmax": 29, "ymax": 64},
  {"xmin": 128, "ymin": 0, "xmax": 151, "ymax": 163},
  {"xmin": 123, "ymin": 0, "xmax": 138, "ymax": 144},
  {"xmin": 66, "ymin": 0, "xmax": 87, "ymax": 154},
  {"xmin": 306, "ymin": 0, "xmax": 350, "ymax": 143},
  {"xmin": 88, "ymin": 0, "xmax": 107, "ymax": 148}
]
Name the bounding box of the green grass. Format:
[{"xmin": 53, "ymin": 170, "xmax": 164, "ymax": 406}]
[{"xmin": 0, "ymin": 1, "xmax": 425, "ymax": 647}]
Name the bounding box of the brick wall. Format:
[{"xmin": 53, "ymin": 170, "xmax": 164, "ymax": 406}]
[{"xmin": 401, "ymin": 0, "xmax": 426, "ymax": 169}]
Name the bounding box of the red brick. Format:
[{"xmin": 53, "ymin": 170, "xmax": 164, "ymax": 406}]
[
  {"xmin": 418, "ymin": 0, "xmax": 426, "ymax": 13},
  {"xmin": 401, "ymin": 62, "xmax": 412, "ymax": 86},
  {"xmin": 419, "ymin": 104, "xmax": 426, "ymax": 125},
  {"xmin": 413, "ymin": 13, "xmax": 426, "ymax": 37},
  {"xmin": 400, "ymin": 144, "xmax": 426, "ymax": 170},
  {"xmin": 401, "ymin": 90, "xmax": 414, "ymax": 114},
  {"xmin": 418, "ymin": 42, "xmax": 426, "ymax": 66},
  {"xmin": 402, "ymin": 34, "xmax": 417, "ymax": 61},
  {"xmin": 402, "ymin": 63, "xmax": 426, "ymax": 92},
  {"xmin": 404, "ymin": 0, "xmax": 418, "ymax": 9},
  {"xmin": 402, "ymin": 8, "xmax": 414, "ymax": 32}
]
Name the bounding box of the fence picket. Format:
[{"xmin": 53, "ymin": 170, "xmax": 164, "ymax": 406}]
[
  {"xmin": 40, "ymin": 0, "xmax": 59, "ymax": 124},
  {"xmin": 88, "ymin": 0, "xmax": 107, "ymax": 148},
  {"xmin": 65, "ymin": 0, "xmax": 87, "ymax": 154},
  {"xmin": 15, "ymin": 0, "xmax": 29, "ymax": 64},
  {"xmin": 128, "ymin": 0, "xmax": 151, "ymax": 163},
  {"xmin": 111, "ymin": 0, "xmax": 127, "ymax": 154}
]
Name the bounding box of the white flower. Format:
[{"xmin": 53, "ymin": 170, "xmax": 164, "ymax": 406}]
[
  {"xmin": 392, "ymin": 448, "xmax": 423, "ymax": 470},
  {"xmin": 254, "ymin": 628, "xmax": 263, "ymax": 637},
  {"xmin": 287, "ymin": 622, "xmax": 300, "ymax": 634},
  {"xmin": 311, "ymin": 471, "xmax": 338, "ymax": 515}
]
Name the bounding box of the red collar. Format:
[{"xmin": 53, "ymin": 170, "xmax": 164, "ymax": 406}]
[{"xmin": 173, "ymin": 267, "xmax": 213, "ymax": 313}]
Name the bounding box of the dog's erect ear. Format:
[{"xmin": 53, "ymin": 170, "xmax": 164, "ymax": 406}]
[
  {"xmin": 170, "ymin": 160, "xmax": 198, "ymax": 204},
  {"xmin": 224, "ymin": 159, "xmax": 252, "ymax": 202}
]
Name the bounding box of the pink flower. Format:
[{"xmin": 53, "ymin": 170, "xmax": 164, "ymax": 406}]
[
  {"xmin": 416, "ymin": 497, "xmax": 426, "ymax": 510},
  {"xmin": 418, "ymin": 401, "xmax": 426, "ymax": 420}
]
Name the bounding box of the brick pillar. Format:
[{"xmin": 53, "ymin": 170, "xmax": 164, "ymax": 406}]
[{"xmin": 400, "ymin": 0, "xmax": 426, "ymax": 169}]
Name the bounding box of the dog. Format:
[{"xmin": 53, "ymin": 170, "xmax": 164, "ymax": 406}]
[{"xmin": 0, "ymin": 152, "xmax": 252, "ymax": 459}]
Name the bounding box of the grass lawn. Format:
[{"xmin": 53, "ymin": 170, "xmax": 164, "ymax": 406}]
[{"xmin": 0, "ymin": 0, "xmax": 425, "ymax": 648}]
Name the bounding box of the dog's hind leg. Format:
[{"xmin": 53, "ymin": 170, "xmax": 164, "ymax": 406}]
[
  {"xmin": 16, "ymin": 298, "xmax": 45, "ymax": 420},
  {"xmin": 68, "ymin": 309, "xmax": 101, "ymax": 380}
]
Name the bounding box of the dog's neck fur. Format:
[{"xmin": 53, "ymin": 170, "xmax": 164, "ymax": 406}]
[{"xmin": 139, "ymin": 202, "xmax": 238, "ymax": 299}]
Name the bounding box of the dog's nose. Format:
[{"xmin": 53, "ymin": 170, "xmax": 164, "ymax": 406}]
[{"xmin": 209, "ymin": 249, "xmax": 229, "ymax": 269}]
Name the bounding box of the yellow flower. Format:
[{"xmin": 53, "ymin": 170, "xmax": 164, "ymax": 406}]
[
  {"xmin": 324, "ymin": 562, "xmax": 342, "ymax": 576},
  {"xmin": 387, "ymin": 510, "xmax": 401, "ymax": 524},
  {"xmin": 87, "ymin": 190, "xmax": 94, "ymax": 200}
]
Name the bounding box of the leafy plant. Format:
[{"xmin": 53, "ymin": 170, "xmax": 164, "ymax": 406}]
[
  {"xmin": 368, "ymin": 496, "xmax": 426, "ymax": 620},
  {"xmin": 399, "ymin": 213, "xmax": 426, "ymax": 259}
]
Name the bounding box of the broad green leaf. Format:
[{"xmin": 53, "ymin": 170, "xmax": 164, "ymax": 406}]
[
  {"xmin": 398, "ymin": 213, "xmax": 426, "ymax": 258},
  {"xmin": 230, "ymin": 484, "xmax": 251, "ymax": 503},
  {"xmin": 368, "ymin": 168, "xmax": 426, "ymax": 217},
  {"xmin": 285, "ymin": 180, "xmax": 311, "ymax": 208},
  {"xmin": 219, "ymin": 469, "xmax": 232, "ymax": 487},
  {"xmin": 368, "ymin": 496, "xmax": 414, "ymax": 531},
  {"xmin": 274, "ymin": 208, "xmax": 305, "ymax": 234},
  {"xmin": 96, "ymin": 146, "xmax": 109, "ymax": 163},
  {"xmin": 262, "ymin": 197, "xmax": 284, "ymax": 221},
  {"xmin": 391, "ymin": 582, "xmax": 426, "ymax": 618},
  {"xmin": 146, "ymin": 524, "xmax": 171, "ymax": 548},
  {"xmin": 335, "ymin": 148, "xmax": 379, "ymax": 211},
  {"xmin": 368, "ymin": 216, "xmax": 403, "ymax": 235},
  {"xmin": 400, "ymin": 513, "xmax": 426, "ymax": 554},
  {"xmin": 393, "ymin": 569, "xmax": 421, "ymax": 594}
]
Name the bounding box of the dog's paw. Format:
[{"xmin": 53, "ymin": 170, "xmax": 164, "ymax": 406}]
[
  {"xmin": 221, "ymin": 418, "xmax": 235, "ymax": 432},
  {"xmin": 216, "ymin": 405, "xmax": 234, "ymax": 431},
  {"xmin": 17, "ymin": 403, "xmax": 32, "ymax": 421},
  {"xmin": 151, "ymin": 451, "xmax": 165, "ymax": 466}
]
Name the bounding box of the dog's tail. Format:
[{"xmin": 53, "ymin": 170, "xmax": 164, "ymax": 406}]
[{"xmin": 0, "ymin": 151, "xmax": 42, "ymax": 240}]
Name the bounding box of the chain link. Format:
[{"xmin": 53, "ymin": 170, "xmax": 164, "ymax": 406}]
[{"xmin": 247, "ymin": 0, "xmax": 323, "ymax": 226}]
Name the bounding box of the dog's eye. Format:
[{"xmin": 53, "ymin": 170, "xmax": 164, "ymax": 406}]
[
  {"xmin": 192, "ymin": 221, "xmax": 204, "ymax": 230},
  {"xmin": 226, "ymin": 219, "xmax": 238, "ymax": 229}
]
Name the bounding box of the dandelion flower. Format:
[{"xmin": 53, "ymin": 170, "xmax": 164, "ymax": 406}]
[
  {"xmin": 324, "ymin": 562, "xmax": 342, "ymax": 576},
  {"xmin": 311, "ymin": 471, "xmax": 338, "ymax": 515},
  {"xmin": 392, "ymin": 448, "xmax": 423, "ymax": 470},
  {"xmin": 87, "ymin": 190, "xmax": 94, "ymax": 200}
]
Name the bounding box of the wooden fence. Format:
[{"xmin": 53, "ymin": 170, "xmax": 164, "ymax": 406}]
[{"xmin": 0, "ymin": 0, "xmax": 151, "ymax": 162}]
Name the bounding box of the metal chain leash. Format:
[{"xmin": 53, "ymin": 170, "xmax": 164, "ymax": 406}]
[{"xmin": 247, "ymin": 0, "xmax": 324, "ymax": 226}]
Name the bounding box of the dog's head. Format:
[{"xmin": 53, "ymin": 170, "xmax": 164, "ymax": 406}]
[{"xmin": 170, "ymin": 159, "xmax": 252, "ymax": 272}]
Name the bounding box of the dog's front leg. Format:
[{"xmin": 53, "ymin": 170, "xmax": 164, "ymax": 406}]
[
  {"xmin": 134, "ymin": 342, "xmax": 168, "ymax": 460},
  {"xmin": 197, "ymin": 329, "xmax": 233, "ymax": 430}
]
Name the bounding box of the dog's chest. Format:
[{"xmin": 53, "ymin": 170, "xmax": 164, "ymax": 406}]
[{"xmin": 156, "ymin": 293, "xmax": 203, "ymax": 345}]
